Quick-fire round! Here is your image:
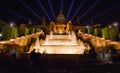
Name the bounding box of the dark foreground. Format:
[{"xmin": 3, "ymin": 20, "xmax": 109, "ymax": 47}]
[{"xmin": 0, "ymin": 54, "xmax": 120, "ymax": 73}]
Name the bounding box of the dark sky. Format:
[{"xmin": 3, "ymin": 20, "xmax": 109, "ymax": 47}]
[{"xmin": 0, "ymin": 0, "xmax": 120, "ymax": 25}]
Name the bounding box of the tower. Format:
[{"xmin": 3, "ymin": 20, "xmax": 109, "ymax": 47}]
[
  {"xmin": 28, "ymin": 19, "xmax": 32, "ymax": 25},
  {"xmin": 28, "ymin": 19, "xmax": 32, "ymax": 27},
  {"xmin": 77, "ymin": 16, "xmax": 80, "ymax": 24},
  {"xmin": 42, "ymin": 16, "xmax": 46, "ymax": 26}
]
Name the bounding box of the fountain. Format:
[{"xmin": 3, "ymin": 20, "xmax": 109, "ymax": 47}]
[
  {"xmin": 43, "ymin": 31, "xmax": 77, "ymax": 45},
  {"xmin": 32, "ymin": 37, "xmax": 41, "ymax": 53},
  {"xmin": 31, "ymin": 11, "xmax": 87, "ymax": 54},
  {"xmin": 32, "ymin": 30, "xmax": 86, "ymax": 54}
]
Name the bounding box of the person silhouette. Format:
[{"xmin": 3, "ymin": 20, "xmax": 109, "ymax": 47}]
[{"xmin": 30, "ymin": 49, "xmax": 42, "ymax": 72}]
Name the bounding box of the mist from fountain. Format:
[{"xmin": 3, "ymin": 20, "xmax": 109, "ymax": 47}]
[
  {"xmin": 43, "ymin": 31, "xmax": 77, "ymax": 45},
  {"xmin": 32, "ymin": 31, "xmax": 87, "ymax": 54},
  {"xmin": 33, "ymin": 37, "xmax": 41, "ymax": 52}
]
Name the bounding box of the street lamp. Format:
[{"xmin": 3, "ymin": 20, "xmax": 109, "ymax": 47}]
[
  {"xmin": 112, "ymin": 22, "xmax": 119, "ymax": 28},
  {"xmin": 114, "ymin": 22, "xmax": 117, "ymax": 26},
  {"xmin": 86, "ymin": 25, "xmax": 89, "ymax": 33},
  {"xmin": 108, "ymin": 25, "xmax": 112, "ymax": 28},
  {"xmin": 86, "ymin": 25, "xmax": 89, "ymax": 28},
  {"xmin": 0, "ymin": 33, "xmax": 2, "ymax": 41},
  {"xmin": 10, "ymin": 23, "xmax": 14, "ymax": 27}
]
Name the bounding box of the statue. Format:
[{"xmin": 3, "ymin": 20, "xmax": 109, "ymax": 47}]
[
  {"xmin": 42, "ymin": 16, "xmax": 46, "ymax": 26},
  {"xmin": 53, "ymin": 25, "xmax": 56, "ymax": 33},
  {"xmin": 50, "ymin": 21, "xmax": 55, "ymax": 31},
  {"xmin": 66, "ymin": 21, "xmax": 70, "ymax": 32}
]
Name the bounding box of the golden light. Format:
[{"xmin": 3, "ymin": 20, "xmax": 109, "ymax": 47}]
[
  {"xmin": 9, "ymin": 39, "xmax": 15, "ymax": 42},
  {"xmin": 30, "ymin": 31, "xmax": 86, "ymax": 54},
  {"xmin": 0, "ymin": 41, "xmax": 6, "ymax": 44}
]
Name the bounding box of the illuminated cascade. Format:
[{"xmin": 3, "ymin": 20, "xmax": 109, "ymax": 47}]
[
  {"xmin": 33, "ymin": 37, "xmax": 41, "ymax": 52},
  {"xmin": 31, "ymin": 31, "xmax": 86, "ymax": 54},
  {"xmin": 43, "ymin": 31, "xmax": 77, "ymax": 45}
]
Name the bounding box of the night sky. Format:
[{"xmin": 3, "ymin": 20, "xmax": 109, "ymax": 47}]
[{"xmin": 0, "ymin": 0, "xmax": 120, "ymax": 25}]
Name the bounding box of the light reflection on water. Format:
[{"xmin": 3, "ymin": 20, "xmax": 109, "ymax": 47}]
[{"xmin": 33, "ymin": 31, "xmax": 86, "ymax": 54}]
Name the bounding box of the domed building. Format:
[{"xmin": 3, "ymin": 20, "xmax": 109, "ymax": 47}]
[
  {"xmin": 56, "ymin": 10, "xmax": 66, "ymax": 24},
  {"xmin": 50, "ymin": 11, "xmax": 71, "ymax": 34}
]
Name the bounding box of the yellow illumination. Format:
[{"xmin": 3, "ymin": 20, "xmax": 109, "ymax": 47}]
[
  {"xmin": 0, "ymin": 41, "xmax": 6, "ymax": 44},
  {"xmin": 30, "ymin": 31, "xmax": 86, "ymax": 54},
  {"xmin": 9, "ymin": 39, "xmax": 15, "ymax": 41}
]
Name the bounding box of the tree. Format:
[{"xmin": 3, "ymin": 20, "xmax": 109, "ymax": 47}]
[
  {"xmin": 94, "ymin": 28, "xmax": 102, "ymax": 37},
  {"xmin": 0, "ymin": 19, "xmax": 8, "ymax": 32},
  {"xmin": 2, "ymin": 26, "xmax": 17, "ymax": 40},
  {"xmin": 88, "ymin": 26, "xmax": 94, "ymax": 34},
  {"xmin": 18, "ymin": 27, "xmax": 29, "ymax": 36},
  {"xmin": 102, "ymin": 26, "xmax": 119, "ymax": 41}
]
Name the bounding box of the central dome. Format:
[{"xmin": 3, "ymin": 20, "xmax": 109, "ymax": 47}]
[{"xmin": 56, "ymin": 10, "xmax": 65, "ymax": 24}]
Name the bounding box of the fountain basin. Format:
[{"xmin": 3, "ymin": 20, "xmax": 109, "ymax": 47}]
[{"xmin": 35, "ymin": 45, "xmax": 85, "ymax": 54}]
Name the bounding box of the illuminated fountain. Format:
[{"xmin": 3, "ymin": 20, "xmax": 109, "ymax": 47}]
[
  {"xmin": 43, "ymin": 31, "xmax": 77, "ymax": 45},
  {"xmin": 32, "ymin": 31, "xmax": 86, "ymax": 54},
  {"xmin": 31, "ymin": 11, "xmax": 87, "ymax": 54},
  {"xmin": 33, "ymin": 37, "xmax": 41, "ymax": 53}
]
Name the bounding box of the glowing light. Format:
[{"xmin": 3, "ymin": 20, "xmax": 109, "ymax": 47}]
[
  {"xmin": 37, "ymin": 0, "xmax": 51, "ymax": 21},
  {"xmin": 9, "ymin": 39, "xmax": 15, "ymax": 41},
  {"xmin": 41, "ymin": 29, "xmax": 43, "ymax": 32},
  {"xmin": 71, "ymin": 0, "xmax": 86, "ymax": 21},
  {"xmin": 78, "ymin": 30, "xmax": 81, "ymax": 33},
  {"xmin": 0, "ymin": 34, "xmax": 2, "ymax": 37},
  {"xmin": 48, "ymin": 0, "xmax": 56, "ymax": 21},
  {"xmin": 114, "ymin": 22, "xmax": 117, "ymax": 26},
  {"xmin": 86, "ymin": 25, "xmax": 89, "ymax": 28},
  {"xmin": 35, "ymin": 46, "xmax": 85, "ymax": 54},
  {"xmin": 0, "ymin": 41, "xmax": 6, "ymax": 44},
  {"xmin": 16, "ymin": 38, "xmax": 20, "ymax": 39},
  {"xmin": 66, "ymin": 0, "xmax": 75, "ymax": 21},
  {"xmin": 59, "ymin": 28, "xmax": 62, "ymax": 34},
  {"xmin": 43, "ymin": 31, "xmax": 77, "ymax": 45},
  {"xmin": 80, "ymin": 0, "xmax": 100, "ymax": 19},
  {"xmin": 100, "ymin": 38, "xmax": 105, "ymax": 40},
  {"xmin": 31, "ymin": 31, "xmax": 86, "ymax": 54},
  {"xmin": 10, "ymin": 23, "xmax": 14, "ymax": 27},
  {"xmin": 109, "ymin": 25, "xmax": 112, "ymax": 28},
  {"xmin": 21, "ymin": 36, "xmax": 25, "ymax": 38},
  {"xmin": 113, "ymin": 22, "xmax": 119, "ymax": 27},
  {"xmin": 18, "ymin": 0, "xmax": 42, "ymax": 20}
]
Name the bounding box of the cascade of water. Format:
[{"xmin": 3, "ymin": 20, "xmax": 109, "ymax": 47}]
[
  {"xmin": 34, "ymin": 37, "xmax": 41, "ymax": 52},
  {"xmin": 71, "ymin": 31, "xmax": 77, "ymax": 45},
  {"xmin": 43, "ymin": 31, "xmax": 78, "ymax": 45},
  {"xmin": 31, "ymin": 31, "xmax": 86, "ymax": 54},
  {"xmin": 59, "ymin": 28, "xmax": 62, "ymax": 34},
  {"xmin": 50, "ymin": 31, "xmax": 53, "ymax": 39},
  {"xmin": 68, "ymin": 31, "xmax": 71, "ymax": 39}
]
